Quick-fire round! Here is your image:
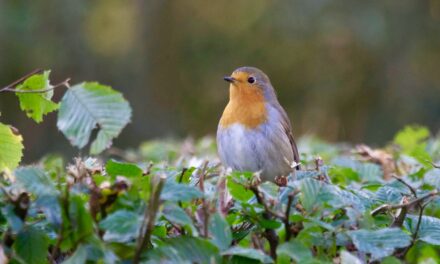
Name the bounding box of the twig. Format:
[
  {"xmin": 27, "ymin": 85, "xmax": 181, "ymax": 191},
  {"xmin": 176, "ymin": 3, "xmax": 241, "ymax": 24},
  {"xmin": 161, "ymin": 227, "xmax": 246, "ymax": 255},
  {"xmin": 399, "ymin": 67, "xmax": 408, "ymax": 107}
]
[
  {"xmin": 249, "ymin": 185, "xmax": 279, "ymax": 260},
  {"xmin": 178, "ymin": 168, "xmax": 187, "ymax": 183},
  {"xmin": 0, "ymin": 78, "xmax": 70, "ymax": 93},
  {"xmin": 284, "ymin": 190, "xmax": 300, "ymax": 241},
  {"xmin": 198, "ymin": 161, "xmax": 210, "ymax": 238},
  {"xmin": 250, "ymin": 186, "xmax": 285, "ymax": 220},
  {"xmin": 133, "ymin": 175, "xmax": 166, "ymax": 264},
  {"xmin": 413, "ymin": 203, "xmax": 427, "ymax": 241},
  {"xmin": 429, "ymin": 161, "xmax": 440, "ymax": 169},
  {"xmin": 371, "ymin": 190, "xmax": 439, "ymax": 216},
  {"xmin": 391, "ymin": 196, "xmax": 409, "ymax": 227},
  {"xmin": 392, "ymin": 175, "xmax": 417, "ymax": 197},
  {"xmin": 0, "ymin": 69, "xmax": 43, "ymax": 92}
]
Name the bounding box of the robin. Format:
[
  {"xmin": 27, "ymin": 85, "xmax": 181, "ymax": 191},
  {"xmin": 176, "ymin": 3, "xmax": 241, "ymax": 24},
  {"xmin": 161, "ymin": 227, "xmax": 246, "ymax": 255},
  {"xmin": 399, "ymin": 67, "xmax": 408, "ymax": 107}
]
[{"xmin": 217, "ymin": 66, "xmax": 300, "ymax": 181}]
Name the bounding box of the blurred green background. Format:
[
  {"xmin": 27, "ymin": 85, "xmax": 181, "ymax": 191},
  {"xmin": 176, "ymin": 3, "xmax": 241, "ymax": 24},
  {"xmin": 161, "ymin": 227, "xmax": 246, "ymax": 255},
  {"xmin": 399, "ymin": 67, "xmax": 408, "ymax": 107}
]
[{"xmin": 0, "ymin": 0, "xmax": 439, "ymax": 161}]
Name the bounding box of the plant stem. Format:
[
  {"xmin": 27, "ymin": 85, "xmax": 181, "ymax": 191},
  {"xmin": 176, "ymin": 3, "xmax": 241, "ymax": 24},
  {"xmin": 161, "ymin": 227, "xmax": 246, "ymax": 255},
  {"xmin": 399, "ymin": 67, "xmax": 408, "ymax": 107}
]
[
  {"xmin": 0, "ymin": 69, "xmax": 43, "ymax": 92},
  {"xmin": 371, "ymin": 190, "xmax": 438, "ymax": 216},
  {"xmin": 133, "ymin": 175, "xmax": 166, "ymax": 264},
  {"xmin": 250, "ymin": 185, "xmax": 279, "ymax": 260}
]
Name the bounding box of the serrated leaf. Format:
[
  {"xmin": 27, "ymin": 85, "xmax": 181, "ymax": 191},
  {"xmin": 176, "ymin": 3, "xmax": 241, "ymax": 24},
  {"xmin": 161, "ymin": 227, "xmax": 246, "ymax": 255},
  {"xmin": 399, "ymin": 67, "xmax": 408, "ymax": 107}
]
[
  {"xmin": 16, "ymin": 71, "xmax": 58, "ymax": 123},
  {"xmin": 35, "ymin": 195, "xmax": 62, "ymax": 226},
  {"xmin": 319, "ymin": 185, "xmax": 371, "ymax": 212},
  {"xmin": 300, "ymin": 178, "xmax": 323, "ymax": 212},
  {"xmin": 405, "ymin": 215, "xmax": 440, "ymax": 245},
  {"xmin": 222, "ymin": 247, "xmax": 273, "ymax": 263},
  {"xmin": 394, "ymin": 125, "xmax": 431, "ymax": 166},
  {"xmin": 2, "ymin": 204, "xmax": 24, "ymax": 232},
  {"xmin": 145, "ymin": 237, "xmax": 220, "ymax": 263},
  {"xmin": 14, "ymin": 167, "xmax": 58, "ymax": 196},
  {"xmin": 67, "ymin": 195, "xmax": 94, "ymax": 246},
  {"xmin": 63, "ymin": 244, "xmax": 88, "ymax": 264},
  {"xmin": 99, "ymin": 210, "xmax": 141, "ymax": 243},
  {"xmin": 226, "ymin": 177, "xmax": 254, "ymax": 202},
  {"xmin": 161, "ymin": 181, "xmax": 203, "ymax": 202},
  {"xmin": 209, "ymin": 212, "xmax": 232, "ymax": 251},
  {"xmin": 424, "ymin": 169, "xmax": 440, "ymax": 189},
  {"xmin": 163, "ymin": 202, "xmax": 194, "ymax": 228},
  {"xmin": 13, "ymin": 226, "xmax": 49, "ymax": 264},
  {"xmin": 63, "ymin": 242, "xmax": 118, "ymax": 264},
  {"xmin": 57, "ymin": 82, "xmax": 132, "ymax": 154},
  {"xmin": 0, "ymin": 123, "xmax": 24, "ymax": 171},
  {"xmin": 277, "ymin": 240, "xmax": 313, "ymax": 262},
  {"xmin": 106, "ymin": 159, "xmax": 143, "ymax": 179},
  {"xmin": 375, "ymin": 182, "xmax": 408, "ymax": 204},
  {"xmin": 348, "ymin": 228, "xmax": 411, "ymax": 260}
]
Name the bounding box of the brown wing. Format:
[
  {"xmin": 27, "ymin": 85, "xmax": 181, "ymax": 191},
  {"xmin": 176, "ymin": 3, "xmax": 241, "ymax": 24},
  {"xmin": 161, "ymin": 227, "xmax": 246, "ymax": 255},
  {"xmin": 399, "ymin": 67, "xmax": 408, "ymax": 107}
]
[{"xmin": 275, "ymin": 103, "xmax": 300, "ymax": 170}]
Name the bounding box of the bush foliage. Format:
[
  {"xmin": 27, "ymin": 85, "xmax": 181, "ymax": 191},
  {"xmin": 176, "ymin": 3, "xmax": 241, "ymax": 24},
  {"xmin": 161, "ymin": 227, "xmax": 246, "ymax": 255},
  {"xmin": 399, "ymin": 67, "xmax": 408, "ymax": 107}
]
[{"xmin": 0, "ymin": 70, "xmax": 439, "ymax": 263}]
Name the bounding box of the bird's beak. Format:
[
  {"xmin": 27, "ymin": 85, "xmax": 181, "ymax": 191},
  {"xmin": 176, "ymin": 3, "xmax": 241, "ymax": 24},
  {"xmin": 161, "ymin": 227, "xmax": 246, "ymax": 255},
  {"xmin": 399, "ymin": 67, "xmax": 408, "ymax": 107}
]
[{"xmin": 223, "ymin": 76, "xmax": 236, "ymax": 83}]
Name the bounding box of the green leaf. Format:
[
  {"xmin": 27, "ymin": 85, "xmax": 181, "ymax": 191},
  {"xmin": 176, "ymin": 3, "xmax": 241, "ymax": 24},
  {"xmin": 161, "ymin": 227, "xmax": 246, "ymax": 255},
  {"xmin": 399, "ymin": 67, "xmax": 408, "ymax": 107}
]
[
  {"xmin": 226, "ymin": 178, "xmax": 254, "ymax": 202},
  {"xmin": 99, "ymin": 210, "xmax": 141, "ymax": 243},
  {"xmin": 277, "ymin": 239, "xmax": 313, "ymax": 262},
  {"xmin": 145, "ymin": 237, "xmax": 220, "ymax": 263},
  {"xmin": 209, "ymin": 212, "xmax": 232, "ymax": 251},
  {"xmin": 222, "ymin": 246, "xmax": 273, "ymax": 263},
  {"xmin": 65, "ymin": 195, "xmax": 94, "ymax": 247},
  {"xmin": 0, "ymin": 123, "xmax": 24, "ymax": 171},
  {"xmin": 300, "ymin": 178, "xmax": 324, "ymax": 212},
  {"xmin": 63, "ymin": 244, "xmax": 88, "ymax": 264},
  {"xmin": 63, "ymin": 242, "xmax": 118, "ymax": 264},
  {"xmin": 15, "ymin": 71, "xmax": 59, "ymax": 123},
  {"xmin": 394, "ymin": 125, "xmax": 431, "ymax": 165},
  {"xmin": 163, "ymin": 202, "xmax": 194, "ymax": 228},
  {"xmin": 13, "ymin": 226, "xmax": 49, "ymax": 264},
  {"xmin": 2, "ymin": 204, "xmax": 24, "ymax": 232},
  {"xmin": 424, "ymin": 169, "xmax": 440, "ymax": 189},
  {"xmin": 14, "ymin": 167, "xmax": 58, "ymax": 196},
  {"xmin": 405, "ymin": 215, "xmax": 440, "ymax": 245},
  {"xmin": 57, "ymin": 82, "xmax": 132, "ymax": 154},
  {"xmin": 161, "ymin": 181, "xmax": 203, "ymax": 202},
  {"xmin": 106, "ymin": 159, "xmax": 143, "ymax": 179},
  {"xmin": 348, "ymin": 228, "xmax": 411, "ymax": 260}
]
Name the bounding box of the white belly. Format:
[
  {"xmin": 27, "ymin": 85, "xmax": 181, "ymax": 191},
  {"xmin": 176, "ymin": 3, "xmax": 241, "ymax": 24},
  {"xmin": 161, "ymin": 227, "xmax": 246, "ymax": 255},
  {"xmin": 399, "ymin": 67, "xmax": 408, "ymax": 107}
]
[{"xmin": 217, "ymin": 121, "xmax": 294, "ymax": 181}]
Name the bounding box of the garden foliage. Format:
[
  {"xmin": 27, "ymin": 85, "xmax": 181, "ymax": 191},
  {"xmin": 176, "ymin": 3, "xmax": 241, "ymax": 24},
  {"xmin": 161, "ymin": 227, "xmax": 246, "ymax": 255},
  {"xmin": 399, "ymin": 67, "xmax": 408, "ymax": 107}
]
[{"xmin": 0, "ymin": 71, "xmax": 439, "ymax": 263}]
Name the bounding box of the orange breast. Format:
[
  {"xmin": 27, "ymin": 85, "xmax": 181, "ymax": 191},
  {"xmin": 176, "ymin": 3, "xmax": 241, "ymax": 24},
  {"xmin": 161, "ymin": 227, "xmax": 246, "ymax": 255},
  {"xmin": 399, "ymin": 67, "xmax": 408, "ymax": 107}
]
[{"xmin": 219, "ymin": 85, "xmax": 267, "ymax": 129}]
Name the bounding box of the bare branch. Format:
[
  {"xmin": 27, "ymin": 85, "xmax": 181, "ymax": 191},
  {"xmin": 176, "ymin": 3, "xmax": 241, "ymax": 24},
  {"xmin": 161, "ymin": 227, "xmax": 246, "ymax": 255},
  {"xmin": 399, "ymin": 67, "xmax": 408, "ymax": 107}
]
[
  {"xmin": 429, "ymin": 161, "xmax": 440, "ymax": 169},
  {"xmin": 413, "ymin": 203, "xmax": 427, "ymax": 241},
  {"xmin": 249, "ymin": 185, "xmax": 280, "ymax": 259},
  {"xmin": 283, "ymin": 190, "xmax": 301, "ymax": 241},
  {"xmin": 371, "ymin": 190, "xmax": 439, "ymax": 216},
  {"xmin": 392, "ymin": 175, "xmax": 417, "ymax": 198},
  {"xmin": 0, "ymin": 78, "xmax": 70, "ymax": 94},
  {"xmin": 133, "ymin": 175, "xmax": 166, "ymax": 264},
  {"xmin": 198, "ymin": 161, "xmax": 210, "ymax": 238},
  {"xmin": 0, "ymin": 69, "xmax": 43, "ymax": 93}
]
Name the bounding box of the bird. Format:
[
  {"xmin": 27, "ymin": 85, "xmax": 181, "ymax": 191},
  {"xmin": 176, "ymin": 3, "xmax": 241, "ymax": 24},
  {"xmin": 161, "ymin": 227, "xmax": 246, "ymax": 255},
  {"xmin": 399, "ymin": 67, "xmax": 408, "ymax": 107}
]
[{"xmin": 217, "ymin": 66, "xmax": 300, "ymax": 182}]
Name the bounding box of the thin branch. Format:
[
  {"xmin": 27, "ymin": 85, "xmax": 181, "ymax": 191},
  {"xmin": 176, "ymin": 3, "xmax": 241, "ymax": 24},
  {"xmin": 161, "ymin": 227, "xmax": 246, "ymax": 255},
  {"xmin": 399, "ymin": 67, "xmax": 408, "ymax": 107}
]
[
  {"xmin": 133, "ymin": 175, "xmax": 166, "ymax": 264},
  {"xmin": 198, "ymin": 161, "xmax": 210, "ymax": 238},
  {"xmin": 429, "ymin": 161, "xmax": 440, "ymax": 169},
  {"xmin": 249, "ymin": 185, "xmax": 280, "ymax": 260},
  {"xmin": 392, "ymin": 175, "xmax": 417, "ymax": 197},
  {"xmin": 0, "ymin": 69, "xmax": 43, "ymax": 92},
  {"xmin": 0, "ymin": 78, "xmax": 70, "ymax": 93},
  {"xmin": 250, "ymin": 186, "xmax": 286, "ymax": 220},
  {"xmin": 284, "ymin": 190, "xmax": 300, "ymax": 241},
  {"xmin": 371, "ymin": 190, "xmax": 439, "ymax": 216},
  {"xmin": 413, "ymin": 203, "xmax": 427, "ymax": 241}
]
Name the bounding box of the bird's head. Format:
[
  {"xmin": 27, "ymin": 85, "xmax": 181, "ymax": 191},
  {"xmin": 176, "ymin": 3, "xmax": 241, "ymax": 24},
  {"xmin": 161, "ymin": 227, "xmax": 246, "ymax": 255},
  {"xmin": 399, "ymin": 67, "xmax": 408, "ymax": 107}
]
[{"xmin": 224, "ymin": 67, "xmax": 277, "ymax": 103}]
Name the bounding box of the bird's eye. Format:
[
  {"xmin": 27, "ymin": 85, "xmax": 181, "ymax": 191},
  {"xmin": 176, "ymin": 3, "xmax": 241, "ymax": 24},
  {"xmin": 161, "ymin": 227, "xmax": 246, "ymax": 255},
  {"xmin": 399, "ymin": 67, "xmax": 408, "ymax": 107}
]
[{"xmin": 247, "ymin": 77, "xmax": 255, "ymax": 84}]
